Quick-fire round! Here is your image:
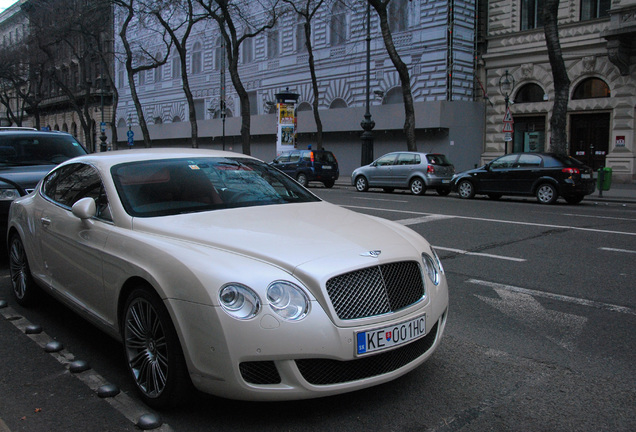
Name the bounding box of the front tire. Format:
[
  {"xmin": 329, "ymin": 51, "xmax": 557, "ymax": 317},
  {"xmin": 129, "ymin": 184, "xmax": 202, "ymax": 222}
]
[
  {"xmin": 122, "ymin": 288, "xmax": 191, "ymax": 409},
  {"xmin": 9, "ymin": 234, "xmax": 37, "ymax": 306},
  {"xmin": 410, "ymin": 178, "xmax": 426, "ymax": 195},
  {"xmin": 536, "ymin": 183, "xmax": 558, "ymax": 204},
  {"xmin": 457, "ymin": 180, "xmax": 475, "ymax": 199},
  {"xmin": 355, "ymin": 176, "xmax": 369, "ymax": 192}
]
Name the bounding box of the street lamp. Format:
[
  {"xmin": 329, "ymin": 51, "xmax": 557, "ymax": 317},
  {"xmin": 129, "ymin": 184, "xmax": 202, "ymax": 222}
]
[
  {"xmin": 498, "ymin": 69, "xmax": 515, "ymax": 154},
  {"xmin": 360, "ymin": 2, "xmax": 375, "ymax": 166}
]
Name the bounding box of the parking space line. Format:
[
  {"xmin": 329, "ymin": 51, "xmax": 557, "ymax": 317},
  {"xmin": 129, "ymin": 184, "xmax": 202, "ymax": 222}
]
[
  {"xmin": 599, "ymin": 247, "xmax": 636, "ymax": 254},
  {"xmin": 467, "ymin": 279, "xmax": 636, "ymax": 316},
  {"xmin": 435, "ymin": 246, "xmax": 526, "ymax": 262}
]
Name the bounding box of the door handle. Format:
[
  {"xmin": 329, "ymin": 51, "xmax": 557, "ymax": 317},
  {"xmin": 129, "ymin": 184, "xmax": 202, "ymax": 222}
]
[{"xmin": 40, "ymin": 218, "xmax": 51, "ymax": 227}]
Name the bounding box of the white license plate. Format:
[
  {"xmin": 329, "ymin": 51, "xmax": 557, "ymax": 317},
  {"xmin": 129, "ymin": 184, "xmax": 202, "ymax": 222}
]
[
  {"xmin": 356, "ymin": 314, "xmax": 426, "ymax": 356},
  {"xmin": 442, "ymin": 179, "xmax": 451, "ymax": 183},
  {"xmin": 322, "ymin": 165, "xmax": 332, "ymax": 169},
  {"xmin": 581, "ymin": 173, "xmax": 591, "ymax": 179}
]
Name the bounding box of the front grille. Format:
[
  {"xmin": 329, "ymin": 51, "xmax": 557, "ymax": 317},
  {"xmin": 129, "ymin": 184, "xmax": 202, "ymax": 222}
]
[
  {"xmin": 296, "ymin": 321, "xmax": 439, "ymax": 385},
  {"xmin": 239, "ymin": 361, "xmax": 281, "ymax": 385},
  {"xmin": 326, "ymin": 261, "xmax": 425, "ymax": 320}
]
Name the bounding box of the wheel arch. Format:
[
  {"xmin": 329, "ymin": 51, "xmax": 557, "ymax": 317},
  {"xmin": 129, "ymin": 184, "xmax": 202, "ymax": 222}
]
[{"xmin": 531, "ymin": 176, "xmax": 560, "ymax": 194}]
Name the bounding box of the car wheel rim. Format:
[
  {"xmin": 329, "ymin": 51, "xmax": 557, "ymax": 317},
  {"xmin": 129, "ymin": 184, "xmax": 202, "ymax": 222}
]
[
  {"xmin": 9, "ymin": 239, "xmax": 27, "ymax": 300},
  {"xmin": 538, "ymin": 186, "xmax": 554, "ymax": 203},
  {"xmin": 124, "ymin": 298, "xmax": 169, "ymax": 398},
  {"xmin": 459, "ymin": 182, "xmax": 472, "ymax": 198},
  {"xmin": 356, "ymin": 178, "xmax": 366, "ymax": 191},
  {"xmin": 411, "ymin": 180, "xmax": 423, "ymax": 194}
]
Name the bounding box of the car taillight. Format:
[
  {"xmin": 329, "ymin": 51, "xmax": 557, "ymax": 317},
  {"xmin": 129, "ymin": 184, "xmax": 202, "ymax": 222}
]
[
  {"xmin": 562, "ymin": 168, "xmax": 580, "ymax": 175},
  {"xmin": 427, "ymin": 165, "xmax": 435, "ymax": 174},
  {"xmin": 310, "ymin": 152, "xmax": 315, "ymax": 162}
]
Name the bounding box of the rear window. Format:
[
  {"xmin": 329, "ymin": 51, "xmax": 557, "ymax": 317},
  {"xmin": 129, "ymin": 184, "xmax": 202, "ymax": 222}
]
[
  {"xmin": 314, "ymin": 151, "xmax": 336, "ymax": 164},
  {"xmin": 543, "ymin": 154, "xmax": 585, "ymax": 168},
  {"xmin": 0, "ymin": 133, "xmax": 86, "ymax": 166},
  {"xmin": 426, "ymin": 154, "xmax": 452, "ymax": 166}
]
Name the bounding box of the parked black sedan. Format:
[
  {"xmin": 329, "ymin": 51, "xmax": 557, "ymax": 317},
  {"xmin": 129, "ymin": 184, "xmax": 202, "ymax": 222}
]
[{"xmin": 451, "ymin": 153, "xmax": 596, "ymax": 204}]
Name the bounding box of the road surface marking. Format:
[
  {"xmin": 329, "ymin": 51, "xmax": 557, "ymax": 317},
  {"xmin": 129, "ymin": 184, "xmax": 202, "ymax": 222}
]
[
  {"xmin": 599, "ymin": 247, "xmax": 636, "ymax": 254},
  {"xmin": 434, "ymin": 246, "xmax": 526, "ymax": 262},
  {"xmin": 468, "ymin": 279, "xmax": 636, "ymax": 316}
]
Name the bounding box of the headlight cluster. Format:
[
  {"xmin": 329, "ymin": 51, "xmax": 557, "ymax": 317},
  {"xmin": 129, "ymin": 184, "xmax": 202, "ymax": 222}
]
[
  {"xmin": 219, "ymin": 281, "xmax": 310, "ymax": 321},
  {"xmin": 0, "ymin": 188, "xmax": 20, "ymax": 201},
  {"xmin": 422, "ymin": 247, "xmax": 444, "ymax": 286}
]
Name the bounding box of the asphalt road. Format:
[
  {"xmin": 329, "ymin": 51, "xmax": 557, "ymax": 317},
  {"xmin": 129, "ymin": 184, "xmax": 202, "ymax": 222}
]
[{"xmin": 1, "ymin": 186, "xmax": 635, "ymax": 431}]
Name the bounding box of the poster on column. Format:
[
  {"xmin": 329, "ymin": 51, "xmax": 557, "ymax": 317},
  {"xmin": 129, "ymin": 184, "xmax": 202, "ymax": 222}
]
[{"xmin": 276, "ymin": 102, "xmax": 296, "ymax": 155}]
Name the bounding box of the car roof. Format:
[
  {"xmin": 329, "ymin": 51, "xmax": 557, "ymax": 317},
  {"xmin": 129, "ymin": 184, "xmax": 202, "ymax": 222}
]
[{"xmin": 64, "ymin": 148, "xmax": 259, "ymax": 171}]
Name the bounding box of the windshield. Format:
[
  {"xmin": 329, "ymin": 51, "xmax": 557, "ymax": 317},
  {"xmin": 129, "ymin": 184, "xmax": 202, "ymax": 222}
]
[
  {"xmin": 112, "ymin": 157, "xmax": 321, "ymax": 217},
  {"xmin": 0, "ymin": 133, "xmax": 87, "ymax": 166},
  {"xmin": 426, "ymin": 154, "xmax": 452, "ymax": 166}
]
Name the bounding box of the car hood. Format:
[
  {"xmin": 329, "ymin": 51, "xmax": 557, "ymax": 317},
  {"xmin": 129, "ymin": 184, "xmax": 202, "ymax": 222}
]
[
  {"xmin": 131, "ymin": 201, "xmax": 421, "ymax": 273},
  {"xmin": 0, "ymin": 165, "xmax": 55, "ymax": 191}
]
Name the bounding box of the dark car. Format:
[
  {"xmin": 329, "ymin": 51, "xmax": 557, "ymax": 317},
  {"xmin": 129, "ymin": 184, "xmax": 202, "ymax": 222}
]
[
  {"xmin": 271, "ymin": 148, "xmax": 339, "ymax": 188},
  {"xmin": 451, "ymin": 152, "xmax": 596, "ymax": 204},
  {"xmin": 0, "ymin": 129, "xmax": 87, "ymax": 239},
  {"xmin": 351, "ymin": 152, "xmax": 455, "ymax": 196}
]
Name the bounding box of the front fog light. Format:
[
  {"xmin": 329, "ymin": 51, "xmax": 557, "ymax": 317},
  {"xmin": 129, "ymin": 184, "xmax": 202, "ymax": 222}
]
[
  {"xmin": 267, "ymin": 281, "xmax": 309, "ymax": 321},
  {"xmin": 219, "ymin": 284, "xmax": 260, "ymax": 320}
]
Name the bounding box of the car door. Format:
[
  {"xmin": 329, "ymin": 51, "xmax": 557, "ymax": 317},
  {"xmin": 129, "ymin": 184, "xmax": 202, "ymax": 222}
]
[
  {"xmin": 509, "ymin": 153, "xmax": 543, "ymax": 193},
  {"xmin": 367, "ymin": 153, "xmax": 398, "ymax": 186},
  {"xmin": 37, "ymin": 163, "xmax": 112, "ymax": 319},
  {"xmin": 392, "ymin": 153, "xmax": 418, "ymax": 187},
  {"xmin": 480, "ymin": 154, "xmax": 519, "ymax": 193}
]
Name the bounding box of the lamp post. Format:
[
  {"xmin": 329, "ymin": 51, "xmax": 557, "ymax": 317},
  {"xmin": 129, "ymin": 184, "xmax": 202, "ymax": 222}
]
[
  {"xmin": 498, "ymin": 69, "xmax": 515, "ymax": 154},
  {"xmin": 360, "ymin": 2, "xmax": 374, "ymax": 166}
]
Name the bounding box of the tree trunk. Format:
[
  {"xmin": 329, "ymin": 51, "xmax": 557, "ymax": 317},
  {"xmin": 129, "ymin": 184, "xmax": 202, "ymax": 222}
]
[{"xmin": 542, "ymin": 0, "xmax": 570, "ymax": 156}]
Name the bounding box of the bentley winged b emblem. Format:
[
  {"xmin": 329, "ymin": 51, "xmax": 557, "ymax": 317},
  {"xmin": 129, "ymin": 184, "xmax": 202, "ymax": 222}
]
[{"xmin": 360, "ymin": 250, "xmax": 381, "ymax": 258}]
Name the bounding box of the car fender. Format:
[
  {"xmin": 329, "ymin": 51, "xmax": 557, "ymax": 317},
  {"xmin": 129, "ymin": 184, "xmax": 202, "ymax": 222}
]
[{"xmin": 531, "ymin": 176, "xmax": 560, "ymax": 194}]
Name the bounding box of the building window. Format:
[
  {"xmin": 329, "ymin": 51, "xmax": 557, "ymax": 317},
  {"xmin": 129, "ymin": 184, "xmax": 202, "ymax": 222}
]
[
  {"xmin": 296, "ymin": 16, "xmax": 307, "ymax": 53},
  {"xmin": 242, "ymin": 35, "xmax": 254, "ymax": 64},
  {"xmin": 267, "ymin": 28, "xmax": 279, "ymax": 58},
  {"xmin": 515, "ymin": 83, "xmax": 545, "ymax": 103},
  {"xmin": 248, "ymin": 91, "xmax": 258, "ymax": 115},
  {"xmin": 521, "ymin": 0, "xmax": 544, "ymax": 30},
  {"xmin": 572, "ymin": 77, "xmax": 610, "ymax": 99},
  {"xmin": 389, "ymin": 0, "xmax": 408, "ymax": 32},
  {"xmin": 172, "ymin": 56, "xmax": 181, "ymax": 79},
  {"xmin": 329, "ymin": 98, "xmax": 347, "ymax": 109},
  {"xmin": 581, "ymin": 0, "xmax": 610, "ymax": 20},
  {"xmin": 297, "ymin": 102, "xmax": 312, "ymax": 111},
  {"xmin": 330, "ymin": 2, "xmax": 346, "ymax": 46},
  {"xmin": 383, "ymin": 87, "xmax": 403, "ymax": 105},
  {"xmin": 191, "ymin": 42, "xmax": 202, "ymax": 74}
]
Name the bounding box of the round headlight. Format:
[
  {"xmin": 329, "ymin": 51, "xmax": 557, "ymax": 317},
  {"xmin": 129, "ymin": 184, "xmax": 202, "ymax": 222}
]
[
  {"xmin": 219, "ymin": 284, "xmax": 260, "ymax": 320},
  {"xmin": 267, "ymin": 281, "xmax": 310, "ymax": 321},
  {"xmin": 422, "ymin": 253, "xmax": 440, "ymax": 286}
]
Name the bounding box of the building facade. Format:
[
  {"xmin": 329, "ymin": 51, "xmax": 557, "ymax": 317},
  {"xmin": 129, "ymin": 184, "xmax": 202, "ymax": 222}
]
[
  {"xmin": 480, "ymin": 0, "xmax": 636, "ymax": 182},
  {"xmin": 114, "ymin": 0, "xmax": 486, "ymax": 176}
]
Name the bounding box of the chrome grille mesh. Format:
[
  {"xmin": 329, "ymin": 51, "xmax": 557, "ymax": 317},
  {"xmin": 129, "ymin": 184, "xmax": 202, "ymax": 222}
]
[{"xmin": 326, "ymin": 261, "xmax": 424, "ymax": 320}]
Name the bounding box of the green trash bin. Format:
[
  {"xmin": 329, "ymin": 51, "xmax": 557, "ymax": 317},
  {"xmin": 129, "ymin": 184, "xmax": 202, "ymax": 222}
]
[{"xmin": 597, "ymin": 167, "xmax": 612, "ymax": 191}]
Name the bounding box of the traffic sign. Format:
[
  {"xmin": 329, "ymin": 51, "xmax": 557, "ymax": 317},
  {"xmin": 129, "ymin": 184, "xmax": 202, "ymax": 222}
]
[
  {"xmin": 126, "ymin": 130, "xmax": 134, "ymax": 139},
  {"xmin": 503, "ymin": 108, "xmax": 514, "ymax": 123},
  {"xmin": 504, "ymin": 132, "xmax": 513, "ymax": 142},
  {"xmin": 503, "ymin": 122, "xmax": 514, "ymax": 133},
  {"xmin": 100, "ymin": 122, "xmax": 106, "ymax": 133}
]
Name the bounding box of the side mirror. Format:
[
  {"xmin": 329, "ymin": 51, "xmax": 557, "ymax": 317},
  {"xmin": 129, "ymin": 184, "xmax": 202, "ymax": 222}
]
[{"xmin": 72, "ymin": 197, "xmax": 97, "ymax": 220}]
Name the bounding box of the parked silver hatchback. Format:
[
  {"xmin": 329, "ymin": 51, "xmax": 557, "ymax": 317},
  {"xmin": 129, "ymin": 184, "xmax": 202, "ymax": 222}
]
[{"xmin": 352, "ymin": 152, "xmax": 455, "ymax": 195}]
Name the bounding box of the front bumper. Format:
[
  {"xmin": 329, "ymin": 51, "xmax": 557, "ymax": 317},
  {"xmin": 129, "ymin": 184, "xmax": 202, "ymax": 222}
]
[{"xmin": 169, "ymin": 292, "xmax": 448, "ymax": 401}]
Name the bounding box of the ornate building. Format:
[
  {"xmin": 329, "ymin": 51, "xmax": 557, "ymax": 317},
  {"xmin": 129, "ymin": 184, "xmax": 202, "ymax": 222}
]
[
  {"xmin": 114, "ymin": 0, "xmax": 485, "ymax": 176},
  {"xmin": 480, "ymin": 0, "xmax": 636, "ymax": 182}
]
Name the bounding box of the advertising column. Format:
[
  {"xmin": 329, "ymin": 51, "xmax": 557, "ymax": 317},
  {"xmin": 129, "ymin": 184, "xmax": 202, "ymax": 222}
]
[{"xmin": 275, "ymin": 89, "xmax": 299, "ymax": 156}]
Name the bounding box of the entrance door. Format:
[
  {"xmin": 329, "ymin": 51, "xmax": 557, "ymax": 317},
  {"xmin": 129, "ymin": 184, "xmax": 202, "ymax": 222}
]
[{"xmin": 570, "ymin": 113, "xmax": 610, "ymax": 170}]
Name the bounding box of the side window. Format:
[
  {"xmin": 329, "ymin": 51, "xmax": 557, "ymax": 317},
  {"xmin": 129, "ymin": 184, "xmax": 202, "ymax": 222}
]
[
  {"xmin": 289, "ymin": 152, "xmax": 301, "ymax": 163},
  {"xmin": 397, "ymin": 153, "xmax": 416, "ymax": 165},
  {"xmin": 276, "ymin": 152, "xmax": 291, "ymax": 163},
  {"xmin": 42, "ymin": 163, "xmax": 112, "ymax": 221},
  {"xmin": 517, "ymin": 154, "xmax": 542, "ymax": 167},
  {"xmin": 376, "ymin": 154, "xmax": 396, "ymax": 166},
  {"xmin": 301, "ymin": 151, "xmax": 312, "ymax": 162},
  {"xmin": 490, "ymin": 155, "xmax": 518, "ymax": 169}
]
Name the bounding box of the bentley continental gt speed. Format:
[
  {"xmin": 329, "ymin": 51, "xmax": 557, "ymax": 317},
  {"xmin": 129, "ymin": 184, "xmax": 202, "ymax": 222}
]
[{"xmin": 7, "ymin": 148, "xmax": 448, "ymax": 409}]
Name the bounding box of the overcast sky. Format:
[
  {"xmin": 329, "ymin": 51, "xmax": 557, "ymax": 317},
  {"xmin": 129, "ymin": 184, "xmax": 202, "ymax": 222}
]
[{"xmin": 0, "ymin": 0, "xmax": 18, "ymax": 13}]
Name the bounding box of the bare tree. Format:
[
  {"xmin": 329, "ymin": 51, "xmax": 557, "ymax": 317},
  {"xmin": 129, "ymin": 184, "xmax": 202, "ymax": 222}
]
[
  {"xmin": 151, "ymin": 0, "xmax": 206, "ymax": 148},
  {"xmin": 542, "ymin": 0, "xmax": 569, "ymax": 156},
  {"xmin": 115, "ymin": 0, "xmax": 172, "ymax": 148},
  {"xmin": 368, "ymin": 0, "xmax": 417, "ymax": 152},
  {"xmin": 198, "ymin": 0, "xmax": 283, "ymax": 155},
  {"xmin": 283, "ymin": 0, "xmax": 324, "ymax": 149}
]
